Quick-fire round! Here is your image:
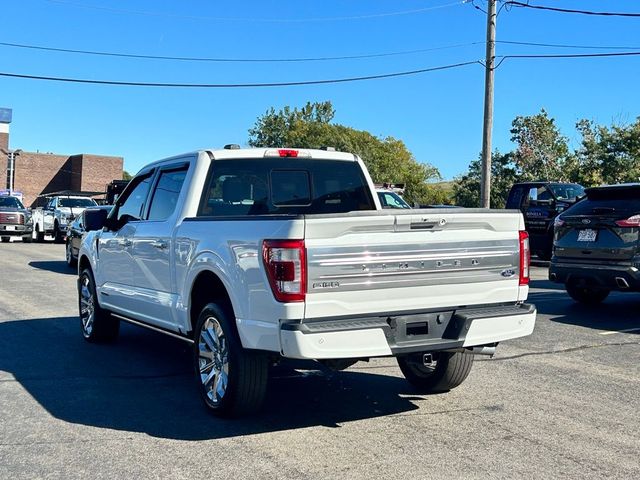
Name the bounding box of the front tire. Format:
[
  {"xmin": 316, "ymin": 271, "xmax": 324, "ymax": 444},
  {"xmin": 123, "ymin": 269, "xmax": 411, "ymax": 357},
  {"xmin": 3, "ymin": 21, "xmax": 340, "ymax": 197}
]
[
  {"xmin": 22, "ymin": 235, "xmax": 32, "ymax": 243},
  {"xmin": 193, "ymin": 303, "xmax": 268, "ymax": 417},
  {"xmin": 54, "ymin": 221, "xmax": 64, "ymax": 244},
  {"xmin": 397, "ymin": 351, "xmax": 474, "ymax": 393},
  {"xmin": 34, "ymin": 225, "xmax": 45, "ymax": 243},
  {"xmin": 79, "ymin": 268, "xmax": 119, "ymax": 343},
  {"xmin": 565, "ymin": 283, "xmax": 610, "ymax": 305},
  {"xmin": 0, "ymin": 237, "xmax": 9, "ymax": 243}
]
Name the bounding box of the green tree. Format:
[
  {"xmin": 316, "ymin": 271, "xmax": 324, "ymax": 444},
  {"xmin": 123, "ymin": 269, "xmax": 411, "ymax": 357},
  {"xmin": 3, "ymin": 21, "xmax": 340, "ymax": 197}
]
[
  {"xmin": 575, "ymin": 118, "xmax": 640, "ymax": 186},
  {"xmin": 510, "ymin": 109, "xmax": 573, "ymax": 181},
  {"xmin": 453, "ymin": 151, "xmax": 518, "ymax": 208},
  {"xmin": 248, "ymin": 101, "xmax": 441, "ymax": 205},
  {"xmin": 123, "ymin": 170, "xmax": 133, "ymax": 181}
]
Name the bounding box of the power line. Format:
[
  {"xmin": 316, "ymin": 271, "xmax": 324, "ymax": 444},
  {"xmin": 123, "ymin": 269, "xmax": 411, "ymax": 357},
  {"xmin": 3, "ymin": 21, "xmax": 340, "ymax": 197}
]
[
  {"xmin": 495, "ymin": 50, "xmax": 640, "ymax": 68},
  {"xmin": 498, "ymin": 40, "xmax": 640, "ymax": 51},
  {"xmin": 504, "ymin": 1, "xmax": 640, "ymax": 18},
  {"xmin": 0, "ymin": 61, "xmax": 480, "ymax": 88},
  {"xmin": 0, "ymin": 40, "xmax": 484, "ymax": 63},
  {"xmin": 3, "ymin": 38, "xmax": 640, "ymax": 64},
  {"xmin": 44, "ymin": 0, "xmax": 465, "ymax": 23}
]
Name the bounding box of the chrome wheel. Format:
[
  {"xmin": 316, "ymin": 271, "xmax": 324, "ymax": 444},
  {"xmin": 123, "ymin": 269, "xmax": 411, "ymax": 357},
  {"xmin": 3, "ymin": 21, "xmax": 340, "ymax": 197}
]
[
  {"xmin": 198, "ymin": 317, "xmax": 230, "ymax": 405},
  {"xmin": 79, "ymin": 274, "xmax": 95, "ymax": 337}
]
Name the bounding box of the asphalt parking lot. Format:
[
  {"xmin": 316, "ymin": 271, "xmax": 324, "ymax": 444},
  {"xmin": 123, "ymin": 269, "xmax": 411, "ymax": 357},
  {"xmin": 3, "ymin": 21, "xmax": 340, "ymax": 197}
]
[{"xmin": 0, "ymin": 243, "xmax": 639, "ymax": 479}]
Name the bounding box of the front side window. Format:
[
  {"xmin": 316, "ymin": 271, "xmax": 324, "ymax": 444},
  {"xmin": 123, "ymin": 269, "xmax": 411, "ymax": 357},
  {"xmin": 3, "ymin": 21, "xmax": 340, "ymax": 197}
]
[
  {"xmin": 147, "ymin": 168, "xmax": 188, "ymax": 221},
  {"xmin": 117, "ymin": 174, "xmax": 153, "ymax": 222}
]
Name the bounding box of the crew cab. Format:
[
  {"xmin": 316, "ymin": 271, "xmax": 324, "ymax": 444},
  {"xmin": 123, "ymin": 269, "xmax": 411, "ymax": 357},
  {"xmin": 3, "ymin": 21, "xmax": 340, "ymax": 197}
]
[
  {"xmin": 78, "ymin": 147, "xmax": 536, "ymax": 416},
  {"xmin": 32, "ymin": 195, "xmax": 99, "ymax": 242}
]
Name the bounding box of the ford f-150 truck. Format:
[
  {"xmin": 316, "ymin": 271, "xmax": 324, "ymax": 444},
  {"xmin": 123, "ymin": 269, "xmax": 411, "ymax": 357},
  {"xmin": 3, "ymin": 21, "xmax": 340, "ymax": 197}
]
[
  {"xmin": 78, "ymin": 147, "xmax": 536, "ymax": 417},
  {"xmin": 32, "ymin": 195, "xmax": 99, "ymax": 242}
]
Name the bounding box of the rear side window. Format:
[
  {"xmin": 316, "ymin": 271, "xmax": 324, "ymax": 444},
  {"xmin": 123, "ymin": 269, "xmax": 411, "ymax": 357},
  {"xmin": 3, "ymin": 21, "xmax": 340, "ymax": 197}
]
[
  {"xmin": 199, "ymin": 159, "xmax": 375, "ymax": 216},
  {"xmin": 565, "ymin": 187, "xmax": 640, "ymax": 217},
  {"xmin": 506, "ymin": 186, "xmax": 525, "ymax": 209}
]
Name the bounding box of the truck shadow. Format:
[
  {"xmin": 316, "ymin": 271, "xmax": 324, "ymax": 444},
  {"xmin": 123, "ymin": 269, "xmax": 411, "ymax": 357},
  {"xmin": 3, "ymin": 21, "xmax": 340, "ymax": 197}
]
[
  {"xmin": 0, "ymin": 316, "xmax": 420, "ymax": 440},
  {"xmin": 28, "ymin": 260, "xmax": 76, "ymax": 275}
]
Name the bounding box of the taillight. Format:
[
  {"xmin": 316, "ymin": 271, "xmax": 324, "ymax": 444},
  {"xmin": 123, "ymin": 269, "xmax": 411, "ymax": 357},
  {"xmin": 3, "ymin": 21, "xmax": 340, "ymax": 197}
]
[
  {"xmin": 615, "ymin": 215, "xmax": 640, "ymax": 227},
  {"xmin": 519, "ymin": 230, "xmax": 530, "ymax": 286},
  {"xmin": 264, "ymin": 149, "xmax": 311, "ymax": 158},
  {"xmin": 262, "ymin": 240, "xmax": 306, "ymax": 302}
]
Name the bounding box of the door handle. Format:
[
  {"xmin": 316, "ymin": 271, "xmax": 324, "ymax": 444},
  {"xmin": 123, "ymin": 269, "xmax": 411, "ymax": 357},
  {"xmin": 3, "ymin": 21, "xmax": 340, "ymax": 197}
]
[{"xmin": 151, "ymin": 240, "xmax": 168, "ymax": 250}]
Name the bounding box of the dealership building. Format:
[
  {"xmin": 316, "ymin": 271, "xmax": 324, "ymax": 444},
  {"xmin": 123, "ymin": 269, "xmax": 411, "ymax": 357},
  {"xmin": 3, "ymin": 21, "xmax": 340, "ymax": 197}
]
[{"xmin": 0, "ymin": 108, "xmax": 123, "ymax": 207}]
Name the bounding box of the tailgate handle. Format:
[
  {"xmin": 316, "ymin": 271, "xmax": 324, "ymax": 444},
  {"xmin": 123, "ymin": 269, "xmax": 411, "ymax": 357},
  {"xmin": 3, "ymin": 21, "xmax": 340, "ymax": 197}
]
[{"xmin": 410, "ymin": 218, "xmax": 446, "ymax": 230}]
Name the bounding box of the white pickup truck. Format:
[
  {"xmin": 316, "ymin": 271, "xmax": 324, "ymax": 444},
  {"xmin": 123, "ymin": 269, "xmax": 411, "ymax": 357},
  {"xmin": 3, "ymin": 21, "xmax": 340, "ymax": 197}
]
[
  {"xmin": 78, "ymin": 147, "xmax": 536, "ymax": 416},
  {"xmin": 32, "ymin": 195, "xmax": 99, "ymax": 242}
]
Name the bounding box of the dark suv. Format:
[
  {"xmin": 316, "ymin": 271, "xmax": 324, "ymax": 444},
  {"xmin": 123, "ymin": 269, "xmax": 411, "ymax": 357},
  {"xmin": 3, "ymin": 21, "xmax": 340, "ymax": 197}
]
[
  {"xmin": 549, "ymin": 183, "xmax": 640, "ymax": 304},
  {"xmin": 506, "ymin": 182, "xmax": 585, "ymax": 260}
]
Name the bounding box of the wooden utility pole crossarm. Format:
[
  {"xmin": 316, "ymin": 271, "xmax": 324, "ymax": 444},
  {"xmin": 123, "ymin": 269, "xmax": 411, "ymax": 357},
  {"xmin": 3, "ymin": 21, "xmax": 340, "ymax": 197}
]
[{"xmin": 480, "ymin": 0, "xmax": 497, "ymax": 208}]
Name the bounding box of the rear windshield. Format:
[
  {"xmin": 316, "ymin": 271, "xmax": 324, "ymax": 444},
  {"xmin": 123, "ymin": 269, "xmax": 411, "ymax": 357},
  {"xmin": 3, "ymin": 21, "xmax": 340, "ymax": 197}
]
[
  {"xmin": 199, "ymin": 159, "xmax": 375, "ymax": 216},
  {"xmin": 59, "ymin": 198, "xmax": 98, "ymax": 208},
  {"xmin": 0, "ymin": 197, "xmax": 24, "ymax": 209},
  {"xmin": 565, "ymin": 187, "xmax": 640, "ymax": 216}
]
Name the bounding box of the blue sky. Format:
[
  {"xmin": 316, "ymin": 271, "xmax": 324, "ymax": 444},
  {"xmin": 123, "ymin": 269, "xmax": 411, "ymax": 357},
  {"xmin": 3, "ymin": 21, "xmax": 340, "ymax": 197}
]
[{"xmin": 1, "ymin": 0, "xmax": 639, "ymax": 180}]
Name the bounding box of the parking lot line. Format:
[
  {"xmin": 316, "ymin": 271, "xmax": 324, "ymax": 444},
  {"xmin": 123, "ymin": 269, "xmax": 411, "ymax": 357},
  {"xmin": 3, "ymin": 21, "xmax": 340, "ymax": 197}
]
[{"xmin": 598, "ymin": 328, "xmax": 640, "ymax": 336}]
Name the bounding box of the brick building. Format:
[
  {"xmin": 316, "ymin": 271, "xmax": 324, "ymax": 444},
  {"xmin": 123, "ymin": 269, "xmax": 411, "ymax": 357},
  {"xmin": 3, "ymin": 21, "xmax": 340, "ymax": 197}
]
[{"xmin": 0, "ymin": 111, "xmax": 123, "ymax": 207}]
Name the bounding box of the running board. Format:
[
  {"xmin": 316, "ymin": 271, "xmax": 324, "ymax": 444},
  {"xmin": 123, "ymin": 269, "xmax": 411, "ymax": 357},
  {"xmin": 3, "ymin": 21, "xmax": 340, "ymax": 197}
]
[{"xmin": 111, "ymin": 313, "xmax": 194, "ymax": 344}]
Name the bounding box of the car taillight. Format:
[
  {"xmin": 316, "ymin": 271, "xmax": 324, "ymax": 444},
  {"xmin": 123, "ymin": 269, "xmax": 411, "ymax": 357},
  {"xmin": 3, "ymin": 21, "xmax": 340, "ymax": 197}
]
[
  {"xmin": 615, "ymin": 215, "xmax": 640, "ymax": 227},
  {"xmin": 519, "ymin": 230, "xmax": 530, "ymax": 286},
  {"xmin": 262, "ymin": 239, "xmax": 306, "ymax": 302}
]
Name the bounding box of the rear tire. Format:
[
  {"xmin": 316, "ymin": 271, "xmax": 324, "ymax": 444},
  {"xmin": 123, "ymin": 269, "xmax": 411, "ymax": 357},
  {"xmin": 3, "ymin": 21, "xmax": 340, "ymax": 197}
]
[
  {"xmin": 66, "ymin": 241, "xmax": 77, "ymax": 267},
  {"xmin": 565, "ymin": 283, "xmax": 609, "ymax": 305},
  {"xmin": 79, "ymin": 268, "xmax": 119, "ymax": 343},
  {"xmin": 1, "ymin": 237, "xmax": 9, "ymax": 243},
  {"xmin": 397, "ymin": 351, "xmax": 474, "ymax": 393},
  {"xmin": 193, "ymin": 302, "xmax": 268, "ymax": 417}
]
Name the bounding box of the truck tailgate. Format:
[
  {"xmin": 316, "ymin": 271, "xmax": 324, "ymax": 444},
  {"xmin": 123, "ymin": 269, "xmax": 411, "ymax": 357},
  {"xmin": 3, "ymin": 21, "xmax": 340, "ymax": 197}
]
[{"xmin": 304, "ymin": 209, "xmax": 525, "ymax": 320}]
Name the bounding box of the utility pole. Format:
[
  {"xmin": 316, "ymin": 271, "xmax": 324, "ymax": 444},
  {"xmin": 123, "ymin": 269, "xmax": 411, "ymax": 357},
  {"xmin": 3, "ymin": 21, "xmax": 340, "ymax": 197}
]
[{"xmin": 480, "ymin": 0, "xmax": 497, "ymax": 208}]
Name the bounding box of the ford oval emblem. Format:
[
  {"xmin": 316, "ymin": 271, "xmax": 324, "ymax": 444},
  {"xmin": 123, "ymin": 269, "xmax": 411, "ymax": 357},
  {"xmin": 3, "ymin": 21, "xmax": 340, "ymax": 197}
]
[
  {"xmin": 501, "ymin": 269, "xmax": 516, "ymax": 278},
  {"xmin": 581, "ymin": 218, "xmax": 591, "ymax": 224}
]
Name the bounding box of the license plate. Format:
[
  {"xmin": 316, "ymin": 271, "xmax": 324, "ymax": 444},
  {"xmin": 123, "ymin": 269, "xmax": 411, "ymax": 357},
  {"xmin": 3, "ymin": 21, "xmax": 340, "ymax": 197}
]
[
  {"xmin": 4, "ymin": 225, "xmax": 16, "ymax": 231},
  {"xmin": 577, "ymin": 229, "xmax": 597, "ymax": 242}
]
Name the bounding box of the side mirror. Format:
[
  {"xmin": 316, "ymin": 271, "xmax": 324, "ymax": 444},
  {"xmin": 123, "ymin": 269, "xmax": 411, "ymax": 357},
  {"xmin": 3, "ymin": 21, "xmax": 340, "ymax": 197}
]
[{"xmin": 84, "ymin": 209, "xmax": 109, "ymax": 231}]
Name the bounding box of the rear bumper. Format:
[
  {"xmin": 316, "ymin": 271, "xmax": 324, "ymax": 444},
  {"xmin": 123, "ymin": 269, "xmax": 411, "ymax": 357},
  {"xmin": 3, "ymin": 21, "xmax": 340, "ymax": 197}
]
[
  {"xmin": 549, "ymin": 261, "xmax": 640, "ymax": 290},
  {"xmin": 279, "ymin": 304, "xmax": 536, "ymax": 360},
  {"xmin": 0, "ymin": 223, "xmax": 33, "ymax": 236}
]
